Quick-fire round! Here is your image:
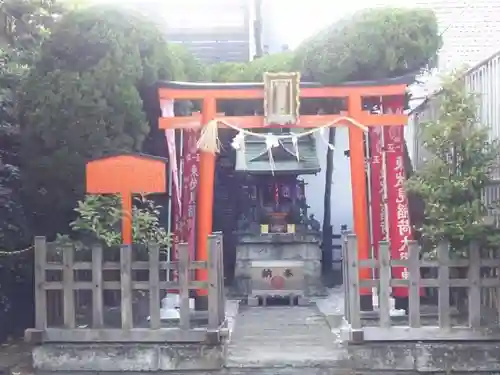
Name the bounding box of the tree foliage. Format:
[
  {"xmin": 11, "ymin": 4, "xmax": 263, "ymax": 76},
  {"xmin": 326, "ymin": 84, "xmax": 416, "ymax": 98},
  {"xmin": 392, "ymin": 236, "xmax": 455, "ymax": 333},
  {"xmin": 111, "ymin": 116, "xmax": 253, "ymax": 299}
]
[
  {"xmin": 169, "ymin": 44, "xmax": 207, "ymax": 82},
  {"xmin": 18, "ymin": 6, "xmax": 182, "ymax": 237},
  {"xmin": 406, "ymin": 73, "xmax": 500, "ymax": 254},
  {"xmin": 0, "ymin": 0, "xmax": 67, "ymax": 251},
  {"xmin": 2, "ymin": 0, "xmax": 66, "ymax": 47},
  {"xmin": 208, "ymin": 8, "xmax": 441, "ymax": 85},
  {"xmin": 293, "ymin": 8, "xmax": 442, "ymax": 84},
  {"xmin": 0, "ymin": 0, "xmax": 70, "ymax": 343}
]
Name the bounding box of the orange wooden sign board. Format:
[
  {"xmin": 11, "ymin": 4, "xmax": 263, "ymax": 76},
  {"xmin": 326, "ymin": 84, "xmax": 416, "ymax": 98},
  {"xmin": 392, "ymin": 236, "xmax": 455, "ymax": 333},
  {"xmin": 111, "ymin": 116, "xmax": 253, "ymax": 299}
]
[
  {"xmin": 86, "ymin": 153, "xmax": 168, "ymax": 245},
  {"xmin": 86, "ymin": 154, "xmax": 167, "ymax": 194}
]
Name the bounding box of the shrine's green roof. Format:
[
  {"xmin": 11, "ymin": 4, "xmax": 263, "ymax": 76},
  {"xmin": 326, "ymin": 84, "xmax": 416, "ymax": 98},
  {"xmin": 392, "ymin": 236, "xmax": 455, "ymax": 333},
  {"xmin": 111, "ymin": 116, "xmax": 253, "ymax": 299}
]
[{"xmin": 235, "ymin": 135, "xmax": 320, "ymax": 175}]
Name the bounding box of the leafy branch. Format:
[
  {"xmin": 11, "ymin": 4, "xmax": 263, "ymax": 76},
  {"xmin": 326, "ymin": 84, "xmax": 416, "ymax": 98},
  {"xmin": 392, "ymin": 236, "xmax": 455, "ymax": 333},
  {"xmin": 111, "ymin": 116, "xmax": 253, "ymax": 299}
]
[{"xmin": 57, "ymin": 194, "xmax": 171, "ymax": 249}]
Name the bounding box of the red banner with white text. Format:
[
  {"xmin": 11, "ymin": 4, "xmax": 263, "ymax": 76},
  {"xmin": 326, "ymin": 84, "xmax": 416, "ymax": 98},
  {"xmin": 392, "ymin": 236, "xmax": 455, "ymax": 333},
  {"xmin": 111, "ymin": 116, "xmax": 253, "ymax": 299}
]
[
  {"xmin": 181, "ymin": 129, "xmax": 200, "ymax": 261},
  {"xmin": 383, "ymin": 125, "xmax": 413, "ymax": 297},
  {"xmin": 170, "ymin": 130, "xmax": 199, "ymax": 287},
  {"xmin": 368, "ymin": 96, "xmax": 416, "ymax": 298}
]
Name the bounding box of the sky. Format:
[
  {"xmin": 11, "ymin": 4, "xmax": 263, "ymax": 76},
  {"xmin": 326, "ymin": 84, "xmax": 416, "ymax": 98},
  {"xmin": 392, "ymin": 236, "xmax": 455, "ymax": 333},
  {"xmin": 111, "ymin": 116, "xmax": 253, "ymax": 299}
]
[{"xmin": 261, "ymin": 0, "xmax": 408, "ymax": 47}]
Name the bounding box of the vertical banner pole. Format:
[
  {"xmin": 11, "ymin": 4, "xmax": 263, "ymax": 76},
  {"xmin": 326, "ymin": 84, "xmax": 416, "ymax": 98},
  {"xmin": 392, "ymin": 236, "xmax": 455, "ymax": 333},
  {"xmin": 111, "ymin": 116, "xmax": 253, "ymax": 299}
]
[
  {"xmin": 166, "ymin": 153, "xmax": 173, "ymax": 280},
  {"xmin": 364, "ymin": 129, "xmax": 375, "ymax": 281},
  {"xmin": 121, "ymin": 192, "xmax": 132, "ymax": 245}
]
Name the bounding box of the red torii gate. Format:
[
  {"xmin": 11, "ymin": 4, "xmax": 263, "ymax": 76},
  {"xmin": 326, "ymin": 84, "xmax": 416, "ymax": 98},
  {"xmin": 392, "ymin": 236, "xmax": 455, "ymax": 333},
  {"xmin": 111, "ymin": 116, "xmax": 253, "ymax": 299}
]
[{"xmin": 157, "ymin": 74, "xmax": 409, "ymax": 304}]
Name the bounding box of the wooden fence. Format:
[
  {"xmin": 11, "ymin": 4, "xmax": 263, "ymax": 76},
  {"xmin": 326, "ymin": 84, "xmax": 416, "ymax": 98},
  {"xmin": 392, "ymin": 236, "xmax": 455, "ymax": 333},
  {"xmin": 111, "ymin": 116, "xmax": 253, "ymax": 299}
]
[
  {"xmin": 343, "ymin": 234, "xmax": 500, "ymax": 343},
  {"xmin": 25, "ymin": 232, "xmax": 226, "ymax": 344}
]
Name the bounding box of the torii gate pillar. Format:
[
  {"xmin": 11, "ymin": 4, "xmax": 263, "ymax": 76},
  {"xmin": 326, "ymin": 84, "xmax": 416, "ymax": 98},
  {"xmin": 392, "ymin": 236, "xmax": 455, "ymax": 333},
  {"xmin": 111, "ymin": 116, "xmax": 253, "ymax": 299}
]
[{"xmin": 196, "ymin": 97, "xmax": 217, "ymax": 296}]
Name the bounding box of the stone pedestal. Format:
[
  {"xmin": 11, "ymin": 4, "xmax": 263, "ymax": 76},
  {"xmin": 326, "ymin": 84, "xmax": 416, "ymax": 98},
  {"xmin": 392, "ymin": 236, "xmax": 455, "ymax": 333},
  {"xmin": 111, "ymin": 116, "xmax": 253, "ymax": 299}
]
[{"xmin": 234, "ymin": 232, "xmax": 322, "ymax": 297}]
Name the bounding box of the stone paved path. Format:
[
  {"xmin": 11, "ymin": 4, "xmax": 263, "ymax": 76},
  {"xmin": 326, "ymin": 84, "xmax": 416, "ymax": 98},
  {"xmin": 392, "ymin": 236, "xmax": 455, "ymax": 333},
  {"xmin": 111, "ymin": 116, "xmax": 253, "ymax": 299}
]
[
  {"xmin": 226, "ymin": 305, "xmax": 347, "ymax": 369},
  {"xmin": 0, "ymin": 339, "xmax": 33, "ymax": 375}
]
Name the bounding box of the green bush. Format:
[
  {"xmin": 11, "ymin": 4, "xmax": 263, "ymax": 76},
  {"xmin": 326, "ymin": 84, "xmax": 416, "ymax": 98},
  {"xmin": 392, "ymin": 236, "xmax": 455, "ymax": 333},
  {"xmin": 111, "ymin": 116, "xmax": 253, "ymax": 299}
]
[
  {"xmin": 207, "ymin": 52, "xmax": 294, "ymax": 83},
  {"xmin": 169, "ymin": 44, "xmax": 207, "ymax": 82},
  {"xmin": 57, "ymin": 194, "xmax": 171, "ymax": 249},
  {"xmin": 238, "ymin": 52, "xmax": 295, "ymax": 82},
  {"xmin": 208, "ymin": 62, "xmax": 247, "ymax": 83}
]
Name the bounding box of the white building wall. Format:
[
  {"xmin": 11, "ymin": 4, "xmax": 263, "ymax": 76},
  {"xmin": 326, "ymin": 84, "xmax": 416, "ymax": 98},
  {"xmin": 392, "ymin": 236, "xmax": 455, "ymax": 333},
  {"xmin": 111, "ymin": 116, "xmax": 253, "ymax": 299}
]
[
  {"xmin": 413, "ymin": 0, "xmax": 500, "ymax": 73},
  {"xmin": 303, "ymin": 128, "xmax": 353, "ymax": 232}
]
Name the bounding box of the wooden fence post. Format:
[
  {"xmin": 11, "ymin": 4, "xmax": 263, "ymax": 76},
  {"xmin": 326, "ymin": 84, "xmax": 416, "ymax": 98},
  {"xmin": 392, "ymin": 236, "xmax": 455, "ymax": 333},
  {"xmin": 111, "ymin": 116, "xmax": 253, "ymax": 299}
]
[
  {"xmin": 62, "ymin": 244, "xmax": 75, "ymax": 328},
  {"xmin": 120, "ymin": 244, "xmax": 133, "ymax": 329},
  {"xmin": 342, "ymin": 235, "xmax": 350, "ymax": 324},
  {"xmin": 92, "ymin": 244, "xmax": 104, "ymax": 328},
  {"xmin": 346, "ymin": 235, "xmax": 361, "ymax": 332},
  {"xmin": 34, "ymin": 236, "xmax": 47, "ymax": 330},
  {"xmin": 215, "ymin": 232, "xmax": 225, "ymax": 325},
  {"xmin": 178, "ymin": 242, "xmax": 190, "ymax": 330},
  {"xmin": 378, "ymin": 241, "xmax": 391, "ymax": 328},
  {"xmin": 468, "ymin": 241, "xmax": 481, "ymax": 328},
  {"xmin": 208, "ymin": 234, "xmax": 220, "ymax": 329},
  {"xmin": 149, "ymin": 243, "xmax": 161, "ymax": 329},
  {"xmin": 408, "ymin": 241, "xmax": 421, "ymax": 328},
  {"xmin": 437, "ymin": 241, "xmax": 451, "ymax": 328}
]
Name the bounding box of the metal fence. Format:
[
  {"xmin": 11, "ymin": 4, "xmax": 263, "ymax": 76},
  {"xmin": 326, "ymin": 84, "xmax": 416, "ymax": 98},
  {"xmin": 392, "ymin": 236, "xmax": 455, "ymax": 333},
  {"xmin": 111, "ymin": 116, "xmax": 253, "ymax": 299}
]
[
  {"xmin": 25, "ymin": 233, "xmax": 226, "ymax": 344},
  {"xmin": 343, "ymin": 234, "xmax": 500, "ymax": 343}
]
